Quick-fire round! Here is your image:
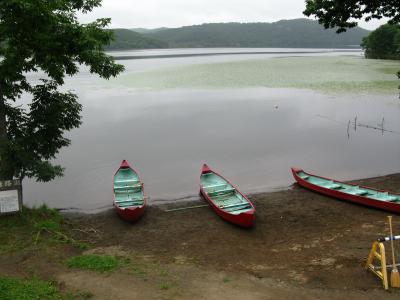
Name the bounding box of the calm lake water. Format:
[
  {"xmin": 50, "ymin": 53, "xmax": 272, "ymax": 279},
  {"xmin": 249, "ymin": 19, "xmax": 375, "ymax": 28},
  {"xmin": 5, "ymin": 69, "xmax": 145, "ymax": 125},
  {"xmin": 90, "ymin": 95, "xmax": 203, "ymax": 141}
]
[{"xmin": 23, "ymin": 48, "xmax": 400, "ymax": 212}]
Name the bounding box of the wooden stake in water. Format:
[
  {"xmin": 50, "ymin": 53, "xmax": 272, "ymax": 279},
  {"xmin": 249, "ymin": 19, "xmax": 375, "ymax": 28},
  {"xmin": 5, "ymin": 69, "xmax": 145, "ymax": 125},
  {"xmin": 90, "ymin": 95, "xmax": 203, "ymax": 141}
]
[
  {"xmin": 354, "ymin": 115, "xmax": 357, "ymax": 131},
  {"xmin": 347, "ymin": 120, "xmax": 350, "ymax": 139}
]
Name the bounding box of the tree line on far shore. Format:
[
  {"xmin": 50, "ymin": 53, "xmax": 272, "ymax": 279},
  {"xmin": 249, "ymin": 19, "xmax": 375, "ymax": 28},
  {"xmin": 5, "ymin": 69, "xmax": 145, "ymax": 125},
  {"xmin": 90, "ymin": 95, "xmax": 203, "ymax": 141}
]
[
  {"xmin": 361, "ymin": 24, "xmax": 400, "ymax": 60},
  {"xmin": 106, "ymin": 21, "xmax": 400, "ymax": 63}
]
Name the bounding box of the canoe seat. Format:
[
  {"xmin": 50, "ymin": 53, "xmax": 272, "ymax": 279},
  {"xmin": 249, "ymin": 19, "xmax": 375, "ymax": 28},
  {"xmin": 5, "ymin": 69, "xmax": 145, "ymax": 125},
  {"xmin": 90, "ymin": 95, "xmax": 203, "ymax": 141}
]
[
  {"xmin": 354, "ymin": 190, "xmax": 370, "ymax": 196},
  {"xmin": 383, "ymin": 195, "xmax": 399, "ymax": 201},
  {"xmin": 211, "ymin": 193, "xmax": 236, "ymax": 200},
  {"xmin": 328, "ymin": 183, "xmax": 343, "ymax": 190},
  {"xmin": 115, "ymin": 179, "xmax": 139, "ymax": 184},
  {"xmin": 204, "ymin": 183, "xmax": 227, "ymax": 190},
  {"xmin": 114, "ymin": 182, "xmax": 141, "ymax": 188},
  {"xmin": 388, "ymin": 198, "xmax": 400, "ymax": 202},
  {"xmin": 208, "ymin": 188, "xmax": 235, "ymax": 197},
  {"xmin": 114, "ymin": 185, "xmax": 142, "ymax": 193},
  {"xmin": 301, "ymin": 175, "xmax": 310, "ymax": 180},
  {"xmin": 231, "ymin": 207, "xmax": 253, "ymax": 214},
  {"xmin": 118, "ymin": 203, "xmax": 143, "ymax": 208},
  {"xmin": 369, "ymin": 192, "xmax": 394, "ymax": 201},
  {"xmin": 321, "ymin": 181, "xmax": 343, "ymax": 190},
  {"xmin": 116, "ymin": 198, "xmax": 143, "ymax": 203},
  {"xmin": 115, "ymin": 192, "xmax": 143, "ymax": 202},
  {"xmin": 220, "ymin": 202, "xmax": 250, "ymax": 210},
  {"xmin": 117, "ymin": 204, "xmax": 143, "ymax": 208},
  {"xmin": 347, "ymin": 188, "xmax": 371, "ymax": 196}
]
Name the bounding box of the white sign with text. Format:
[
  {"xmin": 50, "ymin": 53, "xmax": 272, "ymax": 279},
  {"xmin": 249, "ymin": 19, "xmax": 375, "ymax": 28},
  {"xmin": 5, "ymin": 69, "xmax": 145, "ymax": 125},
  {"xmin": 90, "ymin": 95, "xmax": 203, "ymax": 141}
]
[{"xmin": 0, "ymin": 190, "xmax": 19, "ymax": 213}]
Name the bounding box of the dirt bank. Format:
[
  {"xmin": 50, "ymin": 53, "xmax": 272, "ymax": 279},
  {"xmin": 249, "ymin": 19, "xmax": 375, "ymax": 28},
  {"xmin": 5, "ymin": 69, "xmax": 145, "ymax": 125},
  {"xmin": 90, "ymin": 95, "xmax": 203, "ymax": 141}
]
[{"xmin": 2, "ymin": 173, "xmax": 400, "ymax": 299}]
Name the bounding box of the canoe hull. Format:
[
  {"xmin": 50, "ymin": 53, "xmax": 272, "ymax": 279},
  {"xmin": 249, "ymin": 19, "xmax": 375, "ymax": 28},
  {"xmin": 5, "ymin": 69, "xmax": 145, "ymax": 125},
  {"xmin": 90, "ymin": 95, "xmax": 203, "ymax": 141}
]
[
  {"xmin": 200, "ymin": 164, "xmax": 255, "ymax": 228},
  {"xmin": 291, "ymin": 168, "xmax": 400, "ymax": 213},
  {"xmin": 200, "ymin": 188, "xmax": 255, "ymax": 227},
  {"xmin": 114, "ymin": 204, "xmax": 146, "ymax": 222},
  {"xmin": 113, "ymin": 160, "xmax": 147, "ymax": 222}
]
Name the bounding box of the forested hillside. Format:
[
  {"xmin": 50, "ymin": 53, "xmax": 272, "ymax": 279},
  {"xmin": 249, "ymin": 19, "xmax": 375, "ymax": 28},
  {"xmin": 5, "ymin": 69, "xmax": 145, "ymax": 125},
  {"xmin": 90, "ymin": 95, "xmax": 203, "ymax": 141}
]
[
  {"xmin": 145, "ymin": 19, "xmax": 368, "ymax": 48},
  {"xmin": 106, "ymin": 29, "xmax": 168, "ymax": 50},
  {"xmin": 107, "ymin": 19, "xmax": 369, "ymax": 50}
]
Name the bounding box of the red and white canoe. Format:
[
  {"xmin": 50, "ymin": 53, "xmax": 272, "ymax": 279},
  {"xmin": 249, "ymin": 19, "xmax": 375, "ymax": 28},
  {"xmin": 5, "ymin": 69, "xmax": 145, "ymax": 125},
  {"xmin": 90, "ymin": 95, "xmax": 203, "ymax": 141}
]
[
  {"xmin": 199, "ymin": 164, "xmax": 255, "ymax": 227},
  {"xmin": 292, "ymin": 168, "xmax": 400, "ymax": 213},
  {"xmin": 113, "ymin": 160, "xmax": 147, "ymax": 221}
]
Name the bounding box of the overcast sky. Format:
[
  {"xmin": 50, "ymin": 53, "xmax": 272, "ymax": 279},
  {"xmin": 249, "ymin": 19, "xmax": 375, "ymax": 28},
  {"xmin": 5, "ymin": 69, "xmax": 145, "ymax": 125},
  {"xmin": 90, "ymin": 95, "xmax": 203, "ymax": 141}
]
[{"xmin": 78, "ymin": 0, "xmax": 386, "ymax": 30}]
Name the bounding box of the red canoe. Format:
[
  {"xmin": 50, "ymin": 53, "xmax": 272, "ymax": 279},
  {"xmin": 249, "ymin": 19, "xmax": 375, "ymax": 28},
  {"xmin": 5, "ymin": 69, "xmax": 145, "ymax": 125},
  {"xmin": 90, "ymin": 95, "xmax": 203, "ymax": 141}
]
[
  {"xmin": 113, "ymin": 160, "xmax": 147, "ymax": 221},
  {"xmin": 292, "ymin": 168, "xmax": 400, "ymax": 213},
  {"xmin": 199, "ymin": 164, "xmax": 255, "ymax": 227}
]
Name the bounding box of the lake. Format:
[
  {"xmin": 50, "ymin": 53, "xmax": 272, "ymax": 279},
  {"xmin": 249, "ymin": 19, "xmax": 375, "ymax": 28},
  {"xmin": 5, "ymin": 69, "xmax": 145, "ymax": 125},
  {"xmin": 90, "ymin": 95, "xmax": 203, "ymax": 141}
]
[{"xmin": 23, "ymin": 48, "xmax": 400, "ymax": 212}]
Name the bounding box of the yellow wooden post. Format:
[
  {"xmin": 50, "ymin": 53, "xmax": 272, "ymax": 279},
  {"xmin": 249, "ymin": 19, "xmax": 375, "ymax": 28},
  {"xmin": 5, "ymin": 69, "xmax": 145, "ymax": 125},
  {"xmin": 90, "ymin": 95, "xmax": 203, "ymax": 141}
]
[{"xmin": 366, "ymin": 241, "xmax": 388, "ymax": 290}]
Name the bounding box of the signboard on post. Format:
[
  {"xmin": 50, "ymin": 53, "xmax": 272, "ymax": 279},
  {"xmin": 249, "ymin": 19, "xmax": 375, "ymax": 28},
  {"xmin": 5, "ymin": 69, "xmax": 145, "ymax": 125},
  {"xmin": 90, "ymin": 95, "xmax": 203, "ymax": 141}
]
[{"xmin": 0, "ymin": 179, "xmax": 22, "ymax": 215}]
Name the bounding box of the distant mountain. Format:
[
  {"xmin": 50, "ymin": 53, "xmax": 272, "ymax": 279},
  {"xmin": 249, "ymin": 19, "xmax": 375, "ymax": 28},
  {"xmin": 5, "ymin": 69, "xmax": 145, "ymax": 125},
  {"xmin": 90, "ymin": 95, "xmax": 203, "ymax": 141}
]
[
  {"xmin": 144, "ymin": 19, "xmax": 369, "ymax": 48},
  {"xmin": 106, "ymin": 29, "xmax": 168, "ymax": 50},
  {"xmin": 106, "ymin": 19, "xmax": 369, "ymax": 50}
]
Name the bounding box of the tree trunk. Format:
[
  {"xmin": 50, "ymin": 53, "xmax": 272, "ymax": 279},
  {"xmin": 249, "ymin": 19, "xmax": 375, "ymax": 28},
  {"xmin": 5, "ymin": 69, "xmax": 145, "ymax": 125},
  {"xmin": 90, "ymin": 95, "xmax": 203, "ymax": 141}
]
[{"xmin": 0, "ymin": 81, "xmax": 13, "ymax": 180}]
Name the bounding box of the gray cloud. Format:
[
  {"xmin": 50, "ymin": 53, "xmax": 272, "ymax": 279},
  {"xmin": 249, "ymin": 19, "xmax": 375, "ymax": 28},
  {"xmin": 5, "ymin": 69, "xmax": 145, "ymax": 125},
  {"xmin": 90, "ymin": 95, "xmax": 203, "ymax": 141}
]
[{"xmin": 78, "ymin": 0, "xmax": 386, "ymax": 30}]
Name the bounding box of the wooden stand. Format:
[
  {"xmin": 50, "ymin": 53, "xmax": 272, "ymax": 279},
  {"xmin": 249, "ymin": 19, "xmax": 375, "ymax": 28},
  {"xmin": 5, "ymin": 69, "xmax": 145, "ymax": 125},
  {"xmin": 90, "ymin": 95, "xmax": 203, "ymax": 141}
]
[{"xmin": 366, "ymin": 241, "xmax": 389, "ymax": 290}]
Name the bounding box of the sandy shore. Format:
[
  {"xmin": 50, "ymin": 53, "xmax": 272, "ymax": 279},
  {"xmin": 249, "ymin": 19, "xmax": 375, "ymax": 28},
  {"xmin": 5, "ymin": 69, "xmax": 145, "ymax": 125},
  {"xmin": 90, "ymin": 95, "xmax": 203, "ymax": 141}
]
[{"xmin": 2, "ymin": 173, "xmax": 400, "ymax": 299}]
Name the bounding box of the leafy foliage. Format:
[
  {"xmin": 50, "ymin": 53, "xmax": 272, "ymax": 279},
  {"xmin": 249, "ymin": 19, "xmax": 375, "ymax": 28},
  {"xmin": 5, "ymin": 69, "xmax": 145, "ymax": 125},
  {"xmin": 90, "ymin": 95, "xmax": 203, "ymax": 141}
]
[
  {"xmin": 361, "ymin": 24, "xmax": 400, "ymax": 60},
  {"xmin": 0, "ymin": 0, "xmax": 124, "ymax": 181},
  {"xmin": 304, "ymin": 0, "xmax": 400, "ymax": 33},
  {"xmin": 6, "ymin": 80, "xmax": 83, "ymax": 181}
]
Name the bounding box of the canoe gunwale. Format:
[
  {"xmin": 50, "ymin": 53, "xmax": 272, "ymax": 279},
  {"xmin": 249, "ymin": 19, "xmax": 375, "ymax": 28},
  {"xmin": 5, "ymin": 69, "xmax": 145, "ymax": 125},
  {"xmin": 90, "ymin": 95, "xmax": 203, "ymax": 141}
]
[{"xmin": 291, "ymin": 168, "xmax": 400, "ymax": 214}]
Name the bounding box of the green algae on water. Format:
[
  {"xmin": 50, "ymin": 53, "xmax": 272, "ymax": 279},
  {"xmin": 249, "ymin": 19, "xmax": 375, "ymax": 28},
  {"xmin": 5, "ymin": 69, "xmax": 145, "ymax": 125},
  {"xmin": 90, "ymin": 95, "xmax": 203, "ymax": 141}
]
[{"xmin": 117, "ymin": 56, "xmax": 400, "ymax": 94}]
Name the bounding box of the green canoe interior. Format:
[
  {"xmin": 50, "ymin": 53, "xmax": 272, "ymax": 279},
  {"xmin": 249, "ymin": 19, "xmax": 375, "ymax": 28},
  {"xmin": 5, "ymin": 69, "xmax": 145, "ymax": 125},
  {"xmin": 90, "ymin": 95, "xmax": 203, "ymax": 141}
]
[
  {"xmin": 114, "ymin": 168, "xmax": 144, "ymax": 208},
  {"xmin": 297, "ymin": 171, "xmax": 400, "ymax": 203},
  {"xmin": 200, "ymin": 172, "xmax": 252, "ymax": 214}
]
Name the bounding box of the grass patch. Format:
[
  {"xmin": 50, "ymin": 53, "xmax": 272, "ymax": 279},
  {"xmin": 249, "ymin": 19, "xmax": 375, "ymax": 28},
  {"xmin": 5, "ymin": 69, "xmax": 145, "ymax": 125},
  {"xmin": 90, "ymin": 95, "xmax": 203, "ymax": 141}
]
[
  {"xmin": 128, "ymin": 258, "xmax": 170, "ymax": 281},
  {"xmin": 159, "ymin": 269, "xmax": 169, "ymax": 277},
  {"xmin": 130, "ymin": 261, "xmax": 148, "ymax": 279},
  {"xmin": 159, "ymin": 279, "xmax": 179, "ymax": 291},
  {"xmin": 159, "ymin": 282, "xmax": 171, "ymax": 290},
  {"xmin": 0, "ymin": 205, "xmax": 65, "ymax": 253},
  {"xmin": 0, "ymin": 276, "xmax": 62, "ymax": 300},
  {"xmin": 65, "ymin": 291, "xmax": 94, "ymax": 299},
  {"xmin": 126, "ymin": 257, "xmax": 179, "ymax": 290},
  {"xmin": 67, "ymin": 255, "xmax": 122, "ymax": 273},
  {"xmin": 0, "ymin": 204, "xmax": 87, "ymax": 254}
]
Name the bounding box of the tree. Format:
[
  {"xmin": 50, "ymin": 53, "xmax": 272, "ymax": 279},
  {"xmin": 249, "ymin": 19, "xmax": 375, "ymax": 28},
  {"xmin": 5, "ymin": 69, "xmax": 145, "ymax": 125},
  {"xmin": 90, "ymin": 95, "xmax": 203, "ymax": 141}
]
[
  {"xmin": 361, "ymin": 24, "xmax": 400, "ymax": 59},
  {"xmin": 304, "ymin": 1, "xmax": 400, "ymax": 85},
  {"xmin": 0, "ymin": 1, "xmax": 124, "ymax": 181},
  {"xmin": 304, "ymin": 0, "xmax": 400, "ymax": 33}
]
